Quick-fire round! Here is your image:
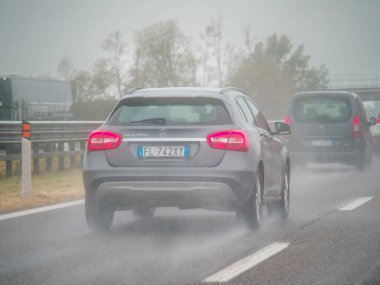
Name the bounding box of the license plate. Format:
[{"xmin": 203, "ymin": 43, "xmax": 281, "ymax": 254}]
[
  {"xmin": 311, "ymin": 140, "xmax": 333, "ymax": 146},
  {"xmin": 138, "ymin": 145, "xmax": 189, "ymax": 158}
]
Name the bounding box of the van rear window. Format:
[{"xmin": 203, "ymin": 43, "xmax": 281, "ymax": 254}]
[
  {"xmin": 293, "ymin": 96, "xmax": 351, "ymax": 123},
  {"xmin": 107, "ymin": 97, "xmax": 232, "ymax": 126}
]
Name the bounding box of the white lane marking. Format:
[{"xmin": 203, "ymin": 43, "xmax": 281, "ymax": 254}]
[
  {"xmin": 0, "ymin": 199, "xmax": 84, "ymax": 221},
  {"xmin": 340, "ymin": 197, "xmax": 373, "ymax": 211},
  {"xmin": 203, "ymin": 242, "xmax": 290, "ymax": 283}
]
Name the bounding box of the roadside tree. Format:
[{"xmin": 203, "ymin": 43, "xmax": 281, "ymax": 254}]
[
  {"xmin": 228, "ymin": 33, "xmax": 329, "ymax": 119},
  {"xmin": 128, "ymin": 19, "xmax": 197, "ymax": 88}
]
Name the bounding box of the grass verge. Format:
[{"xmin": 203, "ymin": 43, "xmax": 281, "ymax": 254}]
[{"xmin": 0, "ymin": 168, "xmax": 84, "ymax": 214}]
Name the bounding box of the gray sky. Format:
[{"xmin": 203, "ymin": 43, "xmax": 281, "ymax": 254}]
[{"xmin": 0, "ymin": 0, "xmax": 379, "ymax": 78}]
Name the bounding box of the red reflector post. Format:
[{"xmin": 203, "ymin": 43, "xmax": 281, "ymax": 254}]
[
  {"xmin": 207, "ymin": 130, "xmax": 249, "ymax": 152},
  {"xmin": 88, "ymin": 130, "xmax": 122, "ymax": 151}
]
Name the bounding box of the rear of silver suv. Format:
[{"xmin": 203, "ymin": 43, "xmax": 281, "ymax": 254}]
[
  {"xmin": 287, "ymin": 91, "xmax": 376, "ymax": 170},
  {"xmin": 83, "ymin": 87, "xmax": 290, "ymax": 231}
]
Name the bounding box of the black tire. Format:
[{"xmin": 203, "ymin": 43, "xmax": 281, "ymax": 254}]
[
  {"xmin": 354, "ymin": 151, "xmax": 365, "ymax": 171},
  {"xmin": 85, "ymin": 192, "xmax": 114, "ymax": 231},
  {"xmin": 238, "ymin": 169, "xmax": 263, "ymax": 230},
  {"xmin": 268, "ymin": 163, "xmax": 290, "ymax": 218},
  {"xmin": 355, "ymin": 145, "xmax": 373, "ymax": 171},
  {"xmin": 132, "ymin": 207, "xmax": 156, "ymax": 219}
]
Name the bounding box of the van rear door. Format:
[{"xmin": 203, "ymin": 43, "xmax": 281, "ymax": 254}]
[{"xmin": 290, "ymin": 95, "xmax": 355, "ymax": 152}]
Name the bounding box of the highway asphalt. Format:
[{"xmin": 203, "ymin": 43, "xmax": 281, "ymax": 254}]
[{"xmin": 1, "ymin": 159, "xmax": 380, "ymax": 285}]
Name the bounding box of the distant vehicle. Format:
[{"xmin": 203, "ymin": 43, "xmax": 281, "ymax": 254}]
[
  {"xmin": 370, "ymin": 108, "xmax": 380, "ymax": 153},
  {"xmin": 0, "ymin": 75, "xmax": 72, "ymax": 121},
  {"xmin": 286, "ymin": 91, "xmax": 376, "ymax": 170},
  {"xmin": 83, "ymin": 87, "xmax": 291, "ymax": 231}
]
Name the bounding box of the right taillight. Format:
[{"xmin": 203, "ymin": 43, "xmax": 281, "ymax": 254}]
[
  {"xmin": 285, "ymin": 115, "xmax": 290, "ymax": 125},
  {"xmin": 88, "ymin": 130, "xmax": 122, "ymax": 151},
  {"xmin": 207, "ymin": 130, "xmax": 249, "ymax": 152},
  {"xmin": 353, "ymin": 115, "xmax": 360, "ymax": 139}
]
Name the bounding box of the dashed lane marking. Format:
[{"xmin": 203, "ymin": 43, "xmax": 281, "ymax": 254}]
[
  {"xmin": 0, "ymin": 200, "xmax": 84, "ymax": 221},
  {"xmin": 203, "ymin": 242, "xmax": 290, "ymax": 283},
  {"xmin": 340, "ymin": 197, "xmax": 373, "ymax": 211}
]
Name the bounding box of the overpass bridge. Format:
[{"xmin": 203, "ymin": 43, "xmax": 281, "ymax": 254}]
[
  {"xmin": 326, "ymin": 73, "xmax": 380, "ymax": 119},
  {"xmin": 327, "ymin": 73, "xmax": 380, "ymax": 101}
]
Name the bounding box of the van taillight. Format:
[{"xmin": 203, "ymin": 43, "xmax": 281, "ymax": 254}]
[
  {"xmin": 285, "ymin": 115, "xmax": 290, "ymax": 125},
  {"xmin": 353, "ymin": 115, "xmax": 360, "ymax": 139},
  {"xmin": 207, "ymin": 130, "xmax": 249, "ymax": 152},
  {"xmin": 88, "ymin": 130, "xmax": 122, "ymax": 151}
]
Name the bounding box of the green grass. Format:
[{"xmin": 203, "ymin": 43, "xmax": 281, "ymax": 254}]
[{"xmin": 0, "ymin": 166, "xmax": 84, "ymax": 214}]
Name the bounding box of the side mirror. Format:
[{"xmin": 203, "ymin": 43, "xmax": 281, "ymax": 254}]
[
  {"xmin": 272, "ymin": 121, "xmax": 291, "ymax": 135},
  {"xmin": 368, "ymin": 117, "xmax": 377, "ymax": 126}
]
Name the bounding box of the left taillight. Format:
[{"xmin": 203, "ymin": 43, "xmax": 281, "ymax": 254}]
[
  {"xmin": 207, "ymin": 130, "xmax": 249, "ymax": 152},
  {"xmin": 285, "ymin": 115, "xmax": 291, "ymax": 125},
  {"xmin": 88, "ymin": 130, "xmax": 122, "ymax": 151},
  {"xmin": 353, "ymin": 115, "xmax": 360, "ymax": 139}
]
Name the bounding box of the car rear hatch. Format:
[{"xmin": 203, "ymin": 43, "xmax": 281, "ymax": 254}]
[
  {"xmin": 290, "ymin": 94, "xmax": 355, "ymax": 152},
  {"xmin": 101, "ymin": 96, "xmax": 234, "ymax": 167}
]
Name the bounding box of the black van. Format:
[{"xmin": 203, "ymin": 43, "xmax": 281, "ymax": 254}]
[{"xmin": 286, "ymin": 91, "xmax": 376, "ymax": 170}]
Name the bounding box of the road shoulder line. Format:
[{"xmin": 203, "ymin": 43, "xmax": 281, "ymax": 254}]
[{"xmin": 0, "ymin": 199, "xmax": 84, "ymax": 221}]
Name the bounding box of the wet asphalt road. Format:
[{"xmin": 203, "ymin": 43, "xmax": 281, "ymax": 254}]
[{"xmin": 1, "ymin": 159, "xmax": 380, "ymax": 285}]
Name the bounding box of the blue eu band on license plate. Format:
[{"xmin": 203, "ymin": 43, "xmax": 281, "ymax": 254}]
[{"xmin": 138, "ymin": 145, "xmax": 190, "ymax": 158}]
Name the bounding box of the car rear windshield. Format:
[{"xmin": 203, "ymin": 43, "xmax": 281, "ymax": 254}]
[
  {"xmin": 293, "ymin": 96, "xmax": 352, "ymax": 124},
  {"xmin": 107, "ymin": 97, "xmax": 232, "ymax": 126}
]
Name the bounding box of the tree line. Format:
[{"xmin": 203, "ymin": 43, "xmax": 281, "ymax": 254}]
[{"xmin": 58, "ymin": 17, "xmax": 329, "ymax": 120}]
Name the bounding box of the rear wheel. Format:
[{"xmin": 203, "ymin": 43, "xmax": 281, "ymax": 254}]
[
  {"xmin": 268, "ymin": 163, "xmax": 290, "ymax": 218},
  {"xmin": 354, "ymin": 150, "xmax": 372, "ymax": 171},
  {"xmin": 132, "ymin": 207, "xmax": 156, "ymax": 219},
  {"xmin": 238, "ymin": 170, "xmax": 263, "ymax": 230},
  {"xmin": 85, "ymin": 192, "xmax": 114, "ymax": 231}
]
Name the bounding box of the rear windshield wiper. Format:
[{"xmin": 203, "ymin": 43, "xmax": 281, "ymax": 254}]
[{"xmin": 129, "ymin": 117, "xmax": 167, "ymax": 125}]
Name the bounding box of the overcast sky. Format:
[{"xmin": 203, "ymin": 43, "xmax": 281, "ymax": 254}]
[{"xmin": 0, "ymin": 0, "xmax": 379, "ymax": 78}]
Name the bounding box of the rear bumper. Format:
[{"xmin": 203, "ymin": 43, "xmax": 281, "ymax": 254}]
[
  {"xmin": 95, "ymin": 181, "xmax": 236, "ymax": 211},
  {"xmin": 290, "ymin": 150, "xmax": 362, "ymax": 165},
  {"xmin": 83, "ymin": 168, "xmax": 255, "ymax": 212}
]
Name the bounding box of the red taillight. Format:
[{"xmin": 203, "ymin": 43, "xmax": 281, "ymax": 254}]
[
  {"xmin": 207, "ymin": 130, "xmax": 249, "ymax": 152},
  {"xmin": 285, "ymin": 115, "xmax": 290, "ymax": 125},
  {"xmin": 376, "ymin": 117, "xmax": 380, "ymax": 124},
  {"xmin": 88, "ymin": 130, "xmax": 122, "ymax": 151},
  {"xmin": 353, "ymin": 115, "xmax": 360, "ymax": 139}
]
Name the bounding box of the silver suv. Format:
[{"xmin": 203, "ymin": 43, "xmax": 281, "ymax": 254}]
[{"xmin": 83, "ymin": 87, "xmax": 290, "ymax": 231}]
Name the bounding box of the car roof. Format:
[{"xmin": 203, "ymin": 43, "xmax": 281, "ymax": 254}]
[
  {"xmin": 293, "ymin": 90, "xmax": 360, "ymax": 99},
  {"xmin": 122, "ymin": 87, "xmax": 247, "ymax": 100}
]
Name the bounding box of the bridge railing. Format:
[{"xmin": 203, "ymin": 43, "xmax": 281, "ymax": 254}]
[
  {"xmin": 328, "ymin": 73, "xmax": 380, "ymax": 90},
  {"xmin": 0, "ymin": 121, "xmax": 103, "ymax": 177}
]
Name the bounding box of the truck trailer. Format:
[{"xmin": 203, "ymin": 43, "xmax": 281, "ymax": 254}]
[{"xmin": 0, "ymin": 75, "xmax": 72, "ymax": 121}]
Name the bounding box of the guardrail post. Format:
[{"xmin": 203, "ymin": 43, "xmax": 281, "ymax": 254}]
[
  {"xmin": 33, "ymin": 143, "xmax": 40, "ymax": 175},
  {"xmin": 58, "ymin": 142, "xmax": 64, "ymax": 171},
  {"xmin": 5, "ymin": 144, "xmax": 13, "ymax": 177},
  {"xmin": 80, "ymin": 141, "xmax": 86, "ymax": 163},
  {"xmin": 70, "ymin": 142, "xmax": 75, "ymax": 168},
  {"xmin": 46, "ymin": 143, "xmax": 53, "ymax": 172}
]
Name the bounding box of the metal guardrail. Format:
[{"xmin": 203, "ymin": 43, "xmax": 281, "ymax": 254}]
[{"xmin": 0, "ymin": 121, "xmax": 103, "ymax": 177}]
